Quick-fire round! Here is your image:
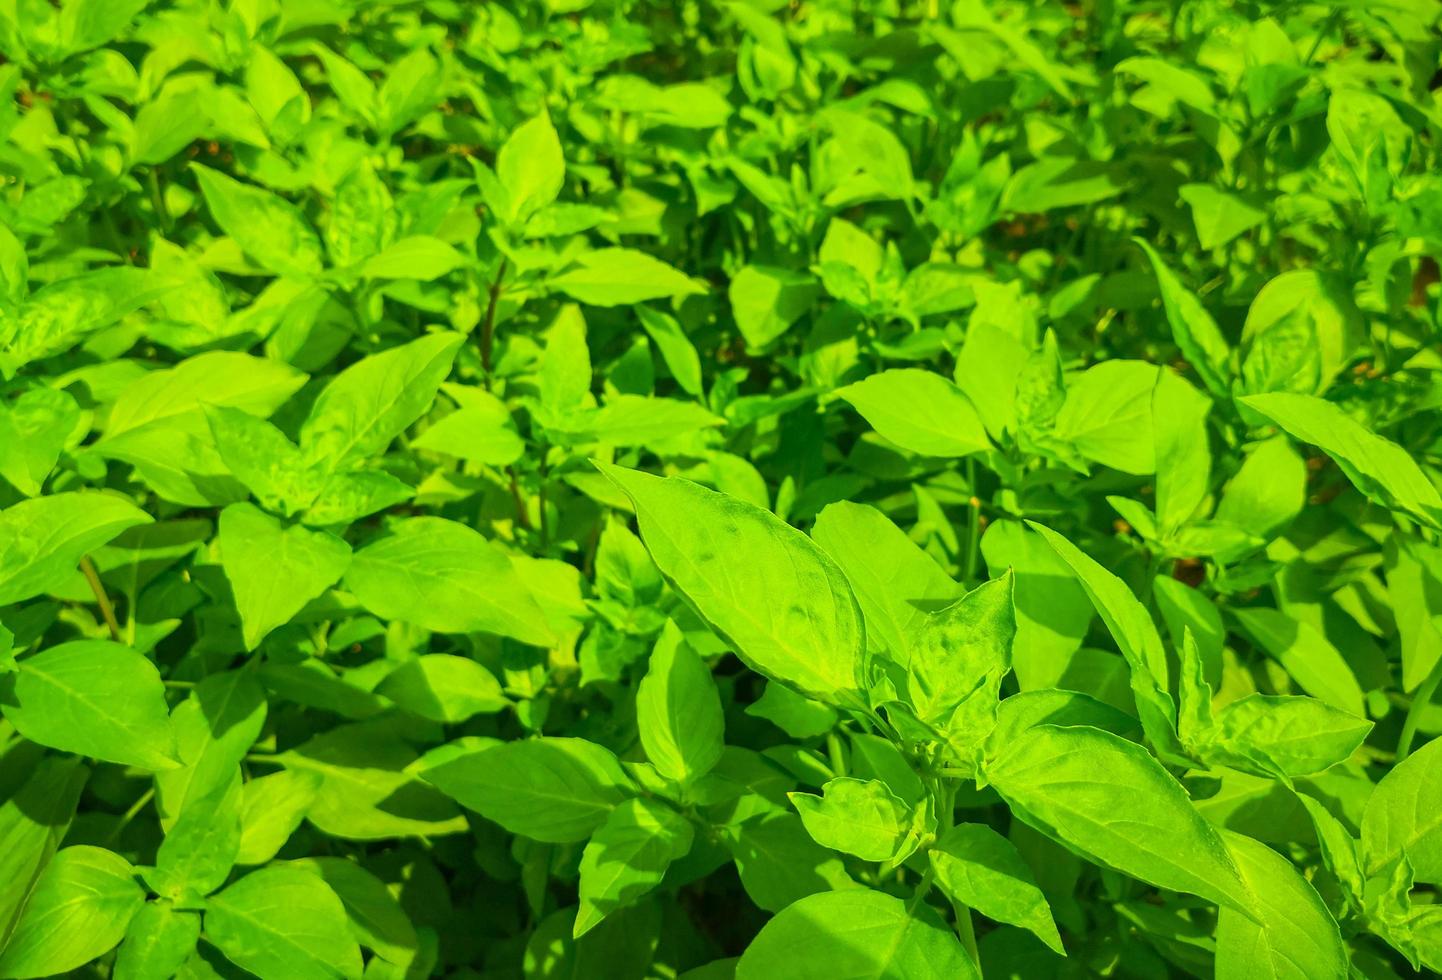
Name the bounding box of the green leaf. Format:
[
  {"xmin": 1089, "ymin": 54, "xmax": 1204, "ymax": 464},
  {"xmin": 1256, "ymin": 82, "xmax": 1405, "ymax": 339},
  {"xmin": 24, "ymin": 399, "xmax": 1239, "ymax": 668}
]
[
  {"xmin": 551, "ymin": 248, "xmax": 705, "ymax": 307},
  {"xmin": 549, "ymin": 395, "xmax": 725, "ymax": 448},
  {"xmin": 235, "ymin": 770, "xmax": 322, "ymax": 866},
  {"xmin": 148, "ymin": 781, "xmax": 241, "ymax": 901},
  {"xmin": 1115, "ymin": 56, "xmax": 1217, "ymax": 113},
  {"xmin": 204, "ymin": 866, "xmax": 363, "ymax": 980},
  {"xmin": 1387, "ymin": 534, "xmax": 1442, "ymax": 692},
  {"xmin": 301, "ymin": 332, "xmax": 463, "ymax": 472},
  {"xmin": 811, "ymin": 502, "xmax": 963, "ymax": 665},
  {"xmin": 1025, "ymin": 522, "xmax": 1182, "ymax": 758},
  {"xmin": 1151, "ymin": 370, "xmax": 1211, "ymax": 535},
  {"xmin": 1175, "ymin": 627, "xmax": 1216, "ymax": 744},
  {"xmin": 636, "ymin": 306, "xmax": 703, "ymax": 396},
  {"xmin": 375, "ymin": 47, "xmax": 441, "ymax": 136},
  {"xmin": 51, "ymin": 0, "xmax": 142, "ymax": 54},
  {"xmin": 1230, "ymin": 608, "xmax": 1365, "ymax": 716},
  {"xmin": 823, "ymin": 109, "xmax": 915, "ymax": 199},
  {"xmin": 102, "ymin": 352, "xmax": 307, "ymax": 441},
  {"xmin": 953, "ymin": 322, "xmax": 1028, "ymax": 439},
  {"xmin": 979, "ymin": 519, "xmax": 1095, "ymax": 690},
  {"xmin": 421, "ymin": 737, "xmax": 634, "ymax": 843},
  {"xmin": 1, "ymin": 268, "xmax": 160, "ymax": 378},
  {"xmin": 131, "ymin": 85, "xmax": 213, "ymax": 167},
  {"xmin": 1054, "ymin": 361, "xmax": 1160, "ymax": 475},
  {"xmin": 1, "ymin": 641, "xmax": 180, "ymax": 771},
  {"xmin": 985, "ymin": 724, "xmax": 1251, "ymax": 913},
  {"xmin": 359, "ymin": 236, "xmax": 466, "ymax": 281},
  {"xmin": 788, "ymin": 777, "xmax": 914, "ymax": 862},
  {"xmin": 636, "ymin": 623, "xmax": 725, "ymax": 785},
  {"xmin": 301, "ymin": 471, "xmax": 413, "ymax": 527},
  {"xmin": 1215, "ymin": 832, "xmax": 1347, "ymax": 980},
  {"xmin": 324, "ymin": 162, "xmax": 393, "ymax": 266},
  {"xmin": 191, "ymin": 164, "xmax": 323, "ymax": 278},
  {"xmin": 727, "ymin": 813, "xmax": 857, "ymax": 913},
  {"xmin": 1206, "ymin": 695, "xmax": 1371, "ymax": 779},
  {"xmin": 928, "ymin": 823, "xmax": 1064, "ymax": 955},
  {"xmin": 1297, "ymin": 794, "xmax": 1365, "ymax": 907},
  {"xmin": 285, "ymin": 858, "xmax": 418, "ymax": 968},
  {"xmin": 113, "ymin": 902, "xmax": 201, "ymax": 980},
  {"xmin": 375, "ymin": 654, "xmax": 508, "ymax": 724},
  {"xmin": 596, "ymin": 463, "xmax": 867, "ymax": 708},
  {"xmin": 575, "ymin": 798, "xmax": 693, "ymax": 937},
  {"xmin": 1178, "ymin": 184, "xmax": 1266, "ymax": 251},
  {"xmin": 277, "ymin": 722, "xmax": 465, "ymax": 841},
  {"xmin": 0, "ymin": 492, "xmax": 151, "ymax": 605},
  {"xmin": 0, "ymin": 758, "xmax": 87, "ymax": 948},
  {"xmin": 1361, "ymin": 735, "xmax": 1442, "ymax": 884},
  {"xmin": 313, "ymin": 45, "xmax": 378, "ymax": 126},
  {"xmin": 205, "ymin": 406, "xmax": 318, "ymax": 517},
  {"xmin": 729, "ymin": 265, "xmax": 818, "ymax": 348},
  {"xmin": 746, "ymin": 681, "xmax": 838, "ymax": 739},
  {"xmin": 0, "ymin": 846, "xmax": 144, "ymax": 980},
  {"xmin": 410, "ymin": 390, "xmax": 523, "ymax": 467},
  {"xmin": 92, "ymin": 352, "xmax": 307, "ymax": 507},
  {"xmin": 345, "ymin": 516, "xmax": 554, "ymax": 645},
  {"xmin": 1240, "ymin": 392, "xmax": 1442, "ymax": 528},
  {"xmin": 833, "ymin": 369, "xmax": 991, "ymax": 458},
  {"xmin": 1133, "ymin": 240, "xmax": 1232, "ymax": 399},
  {"xmin": 1215, "ymin": 436, "xmax": 1306, "ymax": 539},
  {"xmin": 154, "ymin": 669, "xmax": 267, "ymax": 830},
  {"xmin": 218, "ymin": 503, "xmax": 351, "ymax": 651},
  {"xmin": 906, "ymin": 573, "xmax": 1015, "ymax": 725},
  {"xmin": 735, "ymin": 888, "xmax": 978, "ymax": 980},
  {"xmin": 245, "ymin": 45, "xmax": 309, "ymax": 141},
  {"xmin": 497, "ymin": 112, "xmax": 565, "ymax": 225},
  {"xmin": 0, "ymin": 386, "xmax": 79, "ymax": 496}
]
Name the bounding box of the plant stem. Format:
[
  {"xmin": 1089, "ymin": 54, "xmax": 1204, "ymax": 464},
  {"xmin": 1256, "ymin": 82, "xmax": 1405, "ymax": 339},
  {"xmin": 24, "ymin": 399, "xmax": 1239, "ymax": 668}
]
[
  {"xmin": 950, "ymin": 897, "xmax": 980, "ymax": 965},
  {"xmin": 964, "ymin": 459, "xmax": 981, "ymax": 583},
  {"xmin": 480, "ymin": 259, "xmax": 508, "ymax": 390},
  {"xmin": 905, "ymin": 866, "xmax": 935, "ymax": 914},
  {"xmin": 508, "ymin": 466, "xmax": 532, "ymax": 531},
  {"xmin": 1397, "ymin": 656, "xmax": 1442, "ymax": 762},
  {"xmin": 80, "ymin": 556, "xmax": 122, "ymax": 642},
  {"xmin": 826, "ymin": 732, "xmax": 847, "ymax": 778},
  {"xmin": 537, "ymin": 456, "xmax": 550, "ymax": 549},
  {"xmin": 1303, "ymin": 9, "xmax": 1343, "ymax": 66},
  {"xmin": 147, "ymin": 168, "xmax": 170, "ymax": 233},
  {"xmin": 106, "ymin": 787, "xmax": 154, "ymax": 844}
]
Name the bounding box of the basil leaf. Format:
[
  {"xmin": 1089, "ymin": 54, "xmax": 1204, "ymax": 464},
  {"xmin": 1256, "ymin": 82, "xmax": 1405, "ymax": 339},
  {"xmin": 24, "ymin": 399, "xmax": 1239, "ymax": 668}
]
[
  {"xmin": 204, "ymin": 866, "xmax": 363, "ymax": 980},
  {"xmin": 735, "ymin": 888, "xmax": 979, "ymax": 980},
  {"xmin": 1, "ymin": 641, "xmax": 180, "ymax": 771},
  {"xmin": 0, "ymin": 846, "xmax": 144, "ymax": 978},
  {"xmin": 598, "ymin": 463, "xmax": 867, "ymax": 708}
]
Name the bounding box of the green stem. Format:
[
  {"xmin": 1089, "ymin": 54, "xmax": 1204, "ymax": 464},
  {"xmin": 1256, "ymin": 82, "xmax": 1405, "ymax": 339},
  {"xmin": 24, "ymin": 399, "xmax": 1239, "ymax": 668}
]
[
  {"xmin": 1397, "ymin": 657, "xmax": 1442, "ymax": 762},
  {"xmin": 507, "ymin": 466, "xmax": 532, "ymax": 531},
  {"xmin": 964, "ymin": 459, "xmax": 981, "ymax": 583},
  {"xmin": 480, "ymin": 259, "xmax": 508, "ymax": 390},
  {"xmin": 1303, "ymin": 9, "xmax": 1343, "ymax": 66},
  {"xmin": 80, "ymin": 556, "xmax": 122, "ymax": 642},
  {"xmin": 537, "ymin": 455, "xmax": 550, "ymax": 550},
  {"xmin": 950, "ymin": 897, "xmax": 980, "ymax": 965},
  {"xmin": 147, "ymin": 168, "xmax": 171, "ymax": 234},
  {"xmin": 906, "ymin": 865, "xmax": 935, "ymax": 914},
  {"xmin": 826, "ymin": 732, "xmax": 847, "ymax": 778},
  {"xmin": 106, "ymin": 788, "xmax": 154, "ymax": 844}
]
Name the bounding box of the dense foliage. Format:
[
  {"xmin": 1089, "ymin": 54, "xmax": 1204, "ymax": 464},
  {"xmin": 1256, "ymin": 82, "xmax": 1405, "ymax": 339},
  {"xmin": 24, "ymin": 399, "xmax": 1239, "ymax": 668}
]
[{"xmin": 2, "ymin": 0, "xmax": 1442, "ymax": 977}]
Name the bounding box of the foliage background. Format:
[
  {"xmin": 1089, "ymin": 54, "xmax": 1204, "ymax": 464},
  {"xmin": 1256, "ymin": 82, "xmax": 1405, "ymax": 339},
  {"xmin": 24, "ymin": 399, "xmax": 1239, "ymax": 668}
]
[{"xmin": 1, "ymin": 0, "xmax": 1442, "ymax": 977}]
